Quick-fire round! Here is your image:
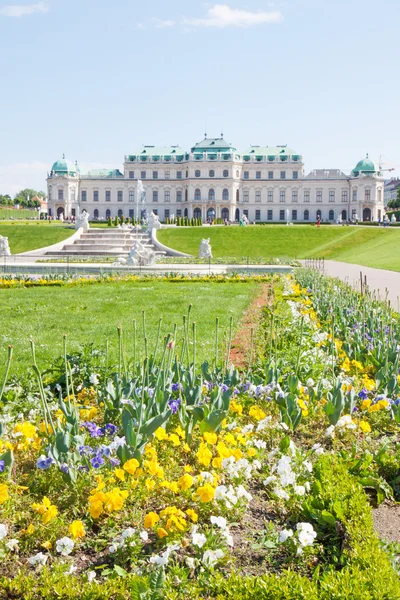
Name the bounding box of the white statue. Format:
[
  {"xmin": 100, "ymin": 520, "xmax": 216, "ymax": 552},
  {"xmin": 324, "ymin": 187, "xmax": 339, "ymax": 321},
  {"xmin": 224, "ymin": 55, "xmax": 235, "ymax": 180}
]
[
  {"xmin": 0, "ymin": 236, "xmax": 11, "ymax": 257},
  {"xmin": 199, "ymin": 238, "xmax": 212, "ymax": 259},
  {"xmin": 76, "ymin": 209, "xmax": 90, "ymax": 231},
  {"xmin": 58, "ymin": 212, "xmax": 64, "ymax": 222},
  {"xmin": 147, "ymin": 211, "xmax": 161, "ymax": 232},
  {"xmin": 391, "ymin": 214, "xmax": 397, "ymax": 223},
  {"xmin": 127, "ymin": 239, "xmax": 156, "ymax": 266}
]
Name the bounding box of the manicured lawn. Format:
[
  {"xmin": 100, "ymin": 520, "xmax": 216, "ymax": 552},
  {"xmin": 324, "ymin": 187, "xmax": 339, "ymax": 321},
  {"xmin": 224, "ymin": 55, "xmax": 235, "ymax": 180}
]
[
  {"xmin": 0, "ymin": 280, "xmax": 258, "ymax": 376},
  {"xmin": 0, "ymin": 222, "xmax": 73, "ymax": 253},
  {"xmin": 158, "ymin": 225, "xmax": 400, "ymax": 271},
  {"xmin": 0, "ymin": 207, "xmax": 39, "ymax": 220}
]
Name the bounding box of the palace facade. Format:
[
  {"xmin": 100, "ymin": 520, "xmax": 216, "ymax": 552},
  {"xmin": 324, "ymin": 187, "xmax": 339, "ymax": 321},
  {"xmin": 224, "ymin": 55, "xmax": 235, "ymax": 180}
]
[{"xmin": 47, "ymin": 136, "xmax": 385, "ymax": 223}]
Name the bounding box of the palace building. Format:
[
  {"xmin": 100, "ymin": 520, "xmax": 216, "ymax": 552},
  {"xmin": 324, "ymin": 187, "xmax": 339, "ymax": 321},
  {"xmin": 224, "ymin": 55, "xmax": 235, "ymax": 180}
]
[{"xmin": 47, "ymin": 135, "xmax": 385, "ymax": 223}]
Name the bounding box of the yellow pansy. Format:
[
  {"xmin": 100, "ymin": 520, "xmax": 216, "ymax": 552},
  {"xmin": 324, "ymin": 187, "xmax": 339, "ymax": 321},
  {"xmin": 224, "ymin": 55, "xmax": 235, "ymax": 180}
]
[
  {"xmin": 123, "ymin": 458, "xmax": 140, "ymax": 475},
  {"xmin": 249, "ymin": 406, "xmax": 267, "ymax": 421},
  {"xmin": 196, "ymin": 443, "xmax": 213, "ymax": 467},
  {"xmin": 154, "ymin": 427, "xmax": 168, "ymax": 441},
  {"xmin": 178, "ymin": 473, "xmax": 194, "ymax": 491},
  {"xmin": 203, "ymin": 432, "xmax": 218, "ymax": 445},
  {"xmin": 69, "ymin": 520, "xmax": 86, "ymax": 539},
  {"xmin": 359, "ymin": 420, "xmax": 371, "ymax": 433},
  {"xmin": 196, "ymin": 483, "xmax": 215, "ymax": 503},
  {"xmin": 144, "ymin": 512, "xmax": 160, "ymax": 528}
]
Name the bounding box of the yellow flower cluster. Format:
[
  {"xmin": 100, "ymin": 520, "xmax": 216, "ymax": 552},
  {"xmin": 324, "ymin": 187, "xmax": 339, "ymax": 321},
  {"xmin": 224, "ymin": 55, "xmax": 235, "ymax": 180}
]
[
  {"xmin": 144, "ymin": 505, "xmax": 199, "ymax": 539},
  {"xmin": 88, "ymin": 483, "xmax": 129, "ymax": 519},
  {"xmin": 0, "ymin": 484, "xmax": 9, "ymax": 504},
  {"xmin": 32, "ymin": 497, "xmax": 58, "ymax": 524}
]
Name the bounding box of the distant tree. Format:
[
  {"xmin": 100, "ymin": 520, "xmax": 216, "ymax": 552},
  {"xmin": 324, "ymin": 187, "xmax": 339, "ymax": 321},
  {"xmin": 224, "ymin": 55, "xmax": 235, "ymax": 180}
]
[
  {"xmin": 14, "ymin": 188, "xmax": 46, "ymax": 208},
  {"xmin": 0, "ymin": 194, "xmax": 12, "ymax": 206}
]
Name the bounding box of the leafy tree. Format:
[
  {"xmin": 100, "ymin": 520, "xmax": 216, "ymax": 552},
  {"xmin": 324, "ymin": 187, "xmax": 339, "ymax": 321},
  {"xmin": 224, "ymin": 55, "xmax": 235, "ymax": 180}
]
[
  {"xmin": 0, "ymin": 194, "xmax": 12, "ymax": 206},
  {"xmin": 14, "ymin": 188, "xmax": 46, "ymax": 208}
]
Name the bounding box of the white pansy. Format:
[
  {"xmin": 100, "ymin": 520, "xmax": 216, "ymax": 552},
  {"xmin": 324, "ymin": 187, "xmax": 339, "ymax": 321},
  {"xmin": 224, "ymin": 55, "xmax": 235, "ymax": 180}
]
[
  {"xmin": 274, "ymin": 488, "xmax": 290, "ymax": 500},
  {"xmin": 6, "ymin": 538, "xmax": 19, "ymax": 551},
  {"xmin": 86, "ymin": 570, "xmax": 96, "ymax": 583},
  {"xmin": 264, "ymin": 475, "xmax": 277, "ymax": 486},
  {"xmin": 202, "ymin": 548, "xmax": 224, "ymax": 567},
  {"xmin": 200, "ymin": 471, "xmax": 214, "ymax": 483},
  {"xmin": 186, "ymin": 557, "xmax": 196, "ymax": 569},
  {"xmin": 67, "ymin": 564, "xmax": 77, "ymax": 574},
  {"xmin": 236, "ymin": 484, "xmax": 252, "ymax": 502},
  {"xmin": 279, "ymin": 529, "xmax": 293, "ymax": 543},
  {"xmin": 192, "ymin": 532, "xmax": 207, "ymax": 548},
  {"xmin": 241, "ymin": 424, "xmax": 254, "ymax": 434},
  {"xmin": 256, "ymin": 416, "xmax": 272, "ymax": 432},
  {"xmin": 140, "ymin": 530, "xmax": 149, "ymax": 542},
  {"xmin": 121, "ymin": 528, "xmax": 136, "ymax": 540},
  {"xmin": 253, "ymin": 439, "xmax": 267, "ymax": 449},
  {"xmin": 296, "ymin": 522, "xmax": 317, "ymax": 547},
  {"xmin": 0, "ymin": 524, "xmax": 8, "ymax": 539},
  {"xmin": 303, "ymin": 460, "xmax": 313, "ymax": 473},
  {"xmin": 336, "ymin": 415, "xmax": 356, "ymax": 430},
  {"xmin": 28, "ymin": 552, "xmax": 48, "ymax": 566},
  {"xmin": 325, "ymin": 425, "xmax": 335, "ymax": 439},
  {"xmin": 210, "ymin": 516, "xmax": 227, "ymax": 529},
  {"xmin": 294, "ymin": 485, "xmax": 306, "ymax": 496},
  {"xmin": 56, "ymin": 536, "xmax": 75, "ymax": 556},
  {"xmin": 214, "ymin": 485, "xmax": 227, "ymax": 500},
  {"xmin": 89, "ymin": 374, "xmax": 99, "ymax": 385},
  {"xmin": 226, "ymin": 421, "xmax": 237, "ymax": 431}
]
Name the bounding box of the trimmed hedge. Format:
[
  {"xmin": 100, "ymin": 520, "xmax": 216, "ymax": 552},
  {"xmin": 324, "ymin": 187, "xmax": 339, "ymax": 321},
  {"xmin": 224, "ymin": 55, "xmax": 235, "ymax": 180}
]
[{"xmin": 2, "ymin": 456, "xmax": 399, "ymax": 600}]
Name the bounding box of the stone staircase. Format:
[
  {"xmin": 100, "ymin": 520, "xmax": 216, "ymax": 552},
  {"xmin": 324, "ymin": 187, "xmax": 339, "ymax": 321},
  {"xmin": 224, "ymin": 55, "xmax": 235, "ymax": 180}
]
[{"xmin": 46, "ymin": 228, "xmax": 166, "ymax": 258}]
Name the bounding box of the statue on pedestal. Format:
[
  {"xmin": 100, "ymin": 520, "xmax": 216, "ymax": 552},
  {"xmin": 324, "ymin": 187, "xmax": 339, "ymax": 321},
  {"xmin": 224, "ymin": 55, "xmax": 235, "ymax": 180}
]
[
  {"xmin": 0, "ymin": 236, "xmax": 11, "ymax": 257},
  {"xmin": 75, "ymin": 209, "xmax": 90, "ymax": 232},
  {"xmin": 127, "ymin": 239, "xmax": 156, "ymax": 266},
  {"xmin": 147, "ymin": 211, "xmax": 161, "ymax": 232},
  {"xmin": 199, "ymin": 238, "xmax": 212, "ymax": 259}
]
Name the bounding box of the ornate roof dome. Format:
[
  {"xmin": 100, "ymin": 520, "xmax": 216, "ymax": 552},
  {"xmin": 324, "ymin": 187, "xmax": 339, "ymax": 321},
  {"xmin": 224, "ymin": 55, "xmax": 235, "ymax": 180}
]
[
  {"xmin": 51, "ymin": 154, "xmax": 77, "ymax": 176},
  {"xmin": 352, "ymin": 154, "xmax": 378, "ymax": 177}
]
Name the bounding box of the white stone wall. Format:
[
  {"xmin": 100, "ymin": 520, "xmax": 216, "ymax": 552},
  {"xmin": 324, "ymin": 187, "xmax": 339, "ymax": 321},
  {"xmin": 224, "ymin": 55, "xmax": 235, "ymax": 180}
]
[{"xmin": 47, "ymin": 155, "xmax": 385, "ymax": 223}]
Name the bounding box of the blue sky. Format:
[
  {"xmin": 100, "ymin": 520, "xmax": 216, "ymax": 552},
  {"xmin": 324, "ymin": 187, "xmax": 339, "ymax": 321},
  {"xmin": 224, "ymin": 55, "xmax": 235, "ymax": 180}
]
[{"xmin": 0, "ymin": 0, "xmax": 399, "ymax": 194}]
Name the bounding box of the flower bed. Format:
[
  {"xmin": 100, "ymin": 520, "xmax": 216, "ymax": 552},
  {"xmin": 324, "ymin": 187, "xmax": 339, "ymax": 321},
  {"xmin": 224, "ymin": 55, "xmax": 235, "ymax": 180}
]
[{"xmin": 0, "ymin": 271, "xmax": 399, "ymax": 599}]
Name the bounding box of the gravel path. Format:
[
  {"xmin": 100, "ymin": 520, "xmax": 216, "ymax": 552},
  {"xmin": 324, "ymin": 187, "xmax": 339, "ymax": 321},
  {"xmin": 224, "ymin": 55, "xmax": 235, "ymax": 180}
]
[{"xmin": 321, "ymin": 261, "xmax": 400, "ymax": 311}]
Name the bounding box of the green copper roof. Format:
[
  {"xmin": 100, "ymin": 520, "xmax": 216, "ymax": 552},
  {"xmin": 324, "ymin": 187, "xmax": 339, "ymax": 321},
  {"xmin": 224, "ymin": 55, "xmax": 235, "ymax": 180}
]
[
  {"xmin": 81, "ymin": 168, "xmax": 124, "ymax": 179},
  {"xmin": 51, "ymin": 155, "xmax": 77, "ymax": 175},
  {"xmin": 242, "ymin": 145, "xmax": 299, "ymax": 158},
  {"xmin": 128, "ymin": 146, "xmax": 186, "ymax": 160},
  {"xmin": 191, "ymin": 137, "xmax": 235, "ymax": 153},
  {"xmin": 351, "ymin": 155, "xmax": 378, "ymax": 177}
]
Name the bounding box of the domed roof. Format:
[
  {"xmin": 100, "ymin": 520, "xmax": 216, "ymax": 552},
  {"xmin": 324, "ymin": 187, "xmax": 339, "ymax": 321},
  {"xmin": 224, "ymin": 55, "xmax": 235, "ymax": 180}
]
[
  {"xmin": 51, "ymin": 154, "xmax": 77, "ymax": 176},
  {"xmin": 352, "ymin": 154, "xmax": 378, "ymax": 177}
]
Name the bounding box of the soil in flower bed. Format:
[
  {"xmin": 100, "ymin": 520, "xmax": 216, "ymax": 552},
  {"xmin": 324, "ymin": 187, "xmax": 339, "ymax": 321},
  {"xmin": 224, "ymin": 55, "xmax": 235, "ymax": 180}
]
[
  {"xmin": 373, "ymin": 502, "xmax": 400, "ymax": 543},
  {"xmin": 229, "ymin": 282, "xmax": 273, "ymax": 368}
]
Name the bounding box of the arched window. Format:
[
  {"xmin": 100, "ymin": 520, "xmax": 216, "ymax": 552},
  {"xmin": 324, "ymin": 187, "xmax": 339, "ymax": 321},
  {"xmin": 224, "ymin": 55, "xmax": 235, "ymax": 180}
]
[
  {"xmin": 195, "ymin": 170, "xmax": 201, "ymax": 177},
  {"xmin": 208, "ymin": 189, "xmax": 215, "ymax": 201},
  {"xmin": 209, "ymin": 170, "xmax": 215, "ymax": 178},
  {"xmin": 221, "ymin": 208, "xmax": 229, "ymax": 220},
  {"xmin": 207, "ymin": 207, "xmax": 215, "ymax": 220},
  {"xmin": 194, "ymin": 208, "xmax": 201, "ymax": 219},
  {"xmin": 316, "ymin": 209, "xmax": 322, "ymax": 220},
  {"xmin": 235, "ymin": 208, "xmax": 240, "ymax": 221},
  {"xmin": 341, "ymin": 209, "xmax": 347, "ymax": 220},
  {"xmin": 118, "ymin": 209, "xmax": 123, "ymax": 217},
  {"xmin": 363, "ymin": 207, "xmax": 371, "ymax": 221},
  {"xmin": 195, "ymin": 189, "xmax": 201, "ymax": 201},
  {"xmin": 222, "ymin": 189, "xmax": 229, "ymax": 201},
  {"xmin": 329, "ymin": 210, "xmax": 335, "ymax": 221},
  {"xmin": 223, "ymin": 170, "xmax": 229, "ymax": 178},
  {"xmin": 93, "ymin": 209, "xmax": 99, "ymax": 219},
  {"xmin": 304, "ymin": 210, "xmax": 309, "ymax": 221},
  {"xmin": 106, "ymin": 209, "xmax": 111, "ymax": 219},
  {"xmin": 184, "ymin": 208, "xmax": 188, "ymax": 217},
  {"xmin": 236, "ymin": 189, "xmax": 239, "ymax": 203}
]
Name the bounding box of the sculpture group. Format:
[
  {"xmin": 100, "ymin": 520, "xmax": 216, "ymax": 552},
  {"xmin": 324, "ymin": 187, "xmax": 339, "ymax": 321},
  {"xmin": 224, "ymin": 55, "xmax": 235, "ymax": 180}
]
[
  {"xmin": 199, "ymin": 238, "xmax": 212, "ymax": 259},
  {"xmin": 0, "ymin": 236, "xmax": 11, "ymax": 257}
]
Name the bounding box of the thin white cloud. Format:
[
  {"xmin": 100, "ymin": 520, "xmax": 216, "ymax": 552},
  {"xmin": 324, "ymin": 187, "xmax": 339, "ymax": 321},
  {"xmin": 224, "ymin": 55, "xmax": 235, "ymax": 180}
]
[
  {"xmin": 152, "ymin": 17, "xmax": 176, "ymax": 28},
  {"xmin": 182, "ymin": 4, "xmax": 282, "ymax": 28},
  {"xmin": 0, "ymin": 2, "xmax": 48, "ymax": 18}
]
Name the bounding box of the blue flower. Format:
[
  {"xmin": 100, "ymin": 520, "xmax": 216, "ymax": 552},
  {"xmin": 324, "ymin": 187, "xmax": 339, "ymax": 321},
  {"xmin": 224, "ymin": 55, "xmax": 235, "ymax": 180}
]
[
  {"xmin": 171, "ymin": 382, "xmax": 183, "ymax": 392},
  {"xmin": 36, "ymin": 455, "xmax": 54, "ymax": 470},
  {"xmin": 105, "ymin": 423, "xmax": 118, "ymax": 436},
  {"xmin": 109, "ymin": 457, "xmax": 121, "ymax": 467},
  {"xmin": 0, "ymin": 460, "xmax": 5, "ymax": 473},
  {"xmin": 81, "ymin": 421, "xmax": 104, "ymax": 438},
  {"xmin": 60, "ymin": 464, "xmax": 69, "ymax": 474},
  {"xmin": 78, "ymin": 445, "xmax": 95, "ymax": 457},
  {"xmin": 358, "ymin": 388, "xmax": 368, "ymax": 400},
  {"xmin": 90, "ymin": 454, "xmax": 105, "ymax": 469},
  {"xmin": 220, "ymin": 384, "xmax": 229, "ymax": 393},
  {"xmin": 168, "ymin": 398, "xmax": 181, "ymax": 415}
]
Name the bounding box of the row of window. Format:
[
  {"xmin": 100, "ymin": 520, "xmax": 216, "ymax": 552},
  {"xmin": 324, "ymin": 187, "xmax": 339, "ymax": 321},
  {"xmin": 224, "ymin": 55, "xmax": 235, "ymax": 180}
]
[
  {"xmin": 84, "ymin": 207, "xmax": 380, "ymax": 223},
  {"xmin": 75, "ymin": 188, "xmax": 375, "ymax": 204},
  {"xmin": 126, "ymin": 170, "xmax": 299, "ymax": 180}
]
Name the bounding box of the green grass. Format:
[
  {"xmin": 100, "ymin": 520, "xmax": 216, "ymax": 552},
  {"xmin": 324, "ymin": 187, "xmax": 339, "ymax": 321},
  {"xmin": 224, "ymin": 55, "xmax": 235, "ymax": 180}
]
[
  {"xmin": 0, "ymin": 207, "xmax": 40, "ymax": 220},
  {"xmin": 158, "ymin": 225, "xmax": 400, "ymax": 271},
  {"xmin": 0, "ymin": 223, "xmax": 73, "ymax": 254},
  {"xmin": 0, "ymin": 280, "xmax": 258, "ymax": 377}
]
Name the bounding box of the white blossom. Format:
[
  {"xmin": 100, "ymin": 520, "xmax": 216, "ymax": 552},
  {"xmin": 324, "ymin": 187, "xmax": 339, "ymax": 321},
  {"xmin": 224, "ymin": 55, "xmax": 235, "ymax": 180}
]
[
  {"xmin": 210, "ymin": 516, "xmax": 227, "ymax": 529},
  {"xmin": 28, "ymin": 552, "xmax": 48, "ymax": 566},
  {"xmin": 294, "ymin": 485, "xmax": 306, "ymax": 496},
  {"xmin": 279, "ymin": 529, "xmax": 293, "ymax": 543},
  {"xmin": 202, "ymin": 548, "xmax": 224, "ymax": 567},
  {"xmin": 6, "ymin": 538, "xmax": 18, "ymax": 551},
  {"xmin": 192, "ymin": 532, "xmax": 207, "ymax": 548},
  {"xmin": 89, "ymin": 374, "xmax": 99, "ymax": 385},
  {"xmin": 0, "ymin": 524, "xmax": 8, "ymax": 539},
  {"xmin": 296, "ymin": 522, "xmax": 317, "ymax": 547},
  {"xmin": 86, "ymin": 571, "xmax": 97, "ymax": 583},
  {"xmin": 140, "ymin": 530, "xmax": 148, "ymax": 542},
  {"xmin": 56, "ymin": 536, "xmax": 75, "ymax": 556}
]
